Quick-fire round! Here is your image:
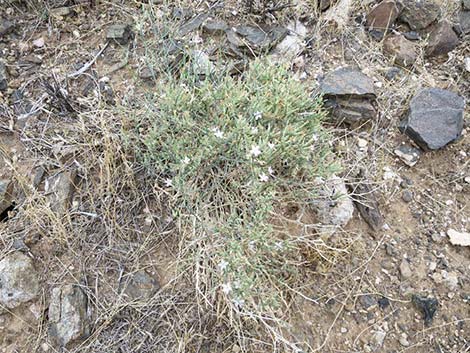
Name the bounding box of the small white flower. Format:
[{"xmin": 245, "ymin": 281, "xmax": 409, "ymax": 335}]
[
  {"xmin": 182, "ymin": 157, "xmax": 190, "ymax": 165},
  {"xmin": 232, "ymin": 297, "xmax": 245, "ymax": 308},
  {"xmin": 254, "ymin": 111, "xmax": 262, "ymax": 120},
  {"xmin": 164, "ymin": 178, "xmax": 173, "ymax": 187},
  {"xmin": 211, "ymin": 127, "xmax": 224, "ymax": 139},
  {"xmin": 249, "ymin": 145, "xmax": 261, "ymax": 157},
  {"xmin": 259, "ymin": 173, "xmax": 269, "ymax": 182},
  {"xmin": 217, "ymin": 260, "xmax": 229, "ymax": 272},
  {"xmin": 233, "ymin": 280, "xmax": 241, "ymax": 289},
  {"xmin": 251, "ymin": 126, "xmax": 258, "ymax": 134},
  {"xmin": 275, "ymin": 241, "xmax": 284, "ymax": 250},
  {"xmin": 312, "ymin": 133, "xmax": 319, "ymax": 141},
  {"xmin": 268, "ymin": 167, "xmax": 274, "ymax": 176},
  {"xmin": 248, "ymin": 240, "xmax": 256, "ymax": 251},
  {"xmin": 221, "ymin": 282, "xmax": 232, "ymax": 295},
  {"xmin": 268, "ymin": 142, "xmax": 275, "ymax": 149}
]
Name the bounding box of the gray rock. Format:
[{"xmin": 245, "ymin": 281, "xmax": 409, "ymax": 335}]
[
  {"xmin": 426, "ymin": 21, "xmax": 459, "ymax": 57},
  {"xmin": 319, "ymin": 0, "xmax": 332, "ymax": 11},
  {"xmin": 106, "ymin": 24, "xmax": 133, "ymax": 45},
  {"xmin": 320, "ymin": 67, "xmax": 376, "ymax": 98},
  {"xmin": 347, "ymin": 177, "xmax": 384, "ymax": 232},
  {"xmin": 190, "ymin": 50, "xmax": 214, "ymax": 76},
  {"xmin": 399, "ymin": 0, "xmax": 440, "ymax": 30},
  {"xmin": 464, "ymin": 0, "xmax": 470, "ymax": 10},
  {"xmin": 45, "ymin": 170, "xmax": 77, "ymax": 215},
  {"xmin": 310, "ymin": 176, "xmax": 354, "ymax": 236},
  {"xmin": 50, "ymin": 7, "xmax": 73, "ymax": 18},
  {"xmin": 228, "ymin": 25, "xmax": 288, "ymax": 55},
  {"xmin": 403, "ymin": 31, "xmax": 421, "ymax": 40},
  {"xmin": 0, "ymin": 178, "xmax": 13, "ymax": 215},
  {"xmin": 177, "ymin": 13, "xmax": 209, "ymax": 37},
  {"xmin": 0, "ymin": 61, "xmax": 7, "ymax": 91},
  {"xmin": 399, "ymin": 259, "xmax": 412, "ymax": 279},
  {"xmin": 456, "ymin": 10, "xmax": 470, "ymax": 35},
  {"xmin": 400, "ymin": 88, "xmax": 465, "ymax": 150},
  {"xmin": 383, "ymin": 35, "xmax": 418, "ymax": 67},
  {"xmin": 202, "ymin": 19, "xmax": 228, "ymax": 35},
  {"xmin": 360, "ymin": 294, "xmax": 376, "ymax": 309},
  {"xmin": 0, "ymin": 18, "xmax": 14, "ymax": 38},
  {"xmin": 385, "ymin": 66, "xmax": 403, "ymax": 80},
  {"xmin": 394, "ymin": 145, "xmax": 421, "ymax": 166},
  {"xmin": 0, "ymin": 252, "xmax": 40, "ymax": 310},
  {"xmin": 402, "ymin": 190, "xmax": 413, "ymax": 203},
  {"xmin": 320, "ymin": 68, "xmax": 376, "ymax": 124},
  {"xmin": 48, "ymin": 285, "xmax": 90, "ymax": 347},
  {"xmin": 366, "ymin": 0, "xmax": 401, "ymax": 36},
  {"xmin": 123, "ymin": 270, "xmax": 160, "ymax": 301}
]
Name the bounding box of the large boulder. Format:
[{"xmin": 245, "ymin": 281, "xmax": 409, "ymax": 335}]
[
  {"xmin": 48, "ymin": 284, "xmax": 90, "ymax": 347},
  {"xmin": 320, "ymin": 67, "xmax": 376, "ymax": 124},
  {"xmin": 0, "ymin": 252, "xmax": 40, "ymax": 310},
  {"xmin": 400, "ymin": 88, "xmax": 465, "ymax": 150},
  {"xmin": 399, "ymin": 0, "xmax": 441, "ymax": 30}
]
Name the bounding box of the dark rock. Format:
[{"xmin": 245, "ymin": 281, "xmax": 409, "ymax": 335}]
[
  {"xmin": 319, "ymin": 0, "xmax": 332, "ymax": 11},
  {"xmin": 229, "ymin": 25, "xmax": 288, "ymax": 55},
  {"xmin": 320, "ymin": 67, "xmax": 376, "ymax": 124},
  {"xmin": 48, "ymin": 285, "xmax": 90, "ymax": 347},
  {"xmin": 399, "ymin": 88, "xmax": 465, "ymax": 150},
  {"xmin": 202, "ymin": 19, "xmax": 228, "ymax": 35},
  {"xmin": 106, "ymin": 24, "xmax": 133, "ymax": 45},
  {"xmin": 403, "ymin": 31, "xmax": 421, "ymax": 41},
  {"xmin": 45, "ymin": 170, "xmax": 78, "ymax": 215},
  {"xmin": 0, "ymin": 61, "xmax": 7, "ymax": 91},
  {"xmin": 378, "ymin": 297, "xmax": 390, "ymax": 309},
  {"xmin": 324, "ymin": 98, "xmax": 376, "ymax": 124},
  {"xmin": 455, "ymin": 10, "xmax": 470, "ymax": 35},
  {"xmin": 412, "ymin": 294, "xmax": 438, "ymax": 325},
  {"xmin": 0, "ymin": 178, "xmax": 13, "ymax": 215},
  {"xmin": 0, "ymin": 18, "xmax": 14, "ymax": 38},
  {"xmin": 139, "ymin": 66, "xmax": 155, "ymax": 80},
  {"xmin": 464, "ymin": 0, "xmax": 470, "ymax": 10},
  {"xmin": 122, "ymin": 270, "xmax": 160, "ymax": 301},
  {"xmin": 383, "ymin": 35, "xmax": 418, "ymax": 67},
  {"xmin": 366, "ymin": 0, "xmax": 401, "ymax": 38},
  {"xmin": 0, "ymin": 252, "xmax": 40, "ymax": 310},
  {"xmin": 347, "ymin": 177, "xmax": 384, "ymax": 232},
  {"xmin": 320, "ymin": 67, "xmax": 376, "ymax": 98},
  {"xmin": 177, "ymin": 13, "xmax": 209, "ymax": 37},
  {"xmin": 394, "ymin": 145, "xmax": 421, "ymax": 166},
  {"xmin": 360, "ymin": 295, "xmax": 377, "ymax": 309},
  {"xmin": 402, "ymin": 190, "xmax": 413, "ymax": 203},
  {"xmin": 426, "ymin": 21, "xmax": 459, "ymax": 57},
  {"xmin": 385, "ymin": 66, "xmax": 403, "ymax": 80},
  {"xmin": 399, "ymin": 0, "xmax": 440, "ymax": 30}
]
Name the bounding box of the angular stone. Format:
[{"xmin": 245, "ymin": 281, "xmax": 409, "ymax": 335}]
[
  {"xmin": 48, "ymin": 285, "xmax": 90, "ymax": 347},
  {"xmin": 202, "ymin": 19, "xmax": 228, "ymax": 35},
  {"xmin": 320, "ymin": 67, "xmax": 376, "ymax": 98},
  {"xmin": 45, "ymin": 170, "xmax": 77, "ymax": 215},
  {"xmin": 272, "ymin": 21, "xmax": 307, "ymax": 61},
  {"xmin": 456, "ymin": 10, "xmax": 470, "ymax": 35},
  {"xmin": 325, "ymin": 97, "xmax": 376, "ymax": 124},
  {"xmin": 394, "ymin": 145, "xmax": 421, "ymax": 167},
  {"xmin": 0, "ymin": 18, "xmax": 14, "ymax": 38},
  {"xmin": 190, "ymin": 50, "xmax": 214, "ymax": 75},
  {"xmin": 383, "ymin": 35, "xmax": 418, "ymax": 67},
  {"xmin": 123, "ymin": 270, "xmax": 160, "ymax": 301},
  {"xmin": 366, "ymin": 0, "xmax": 401, "ymax": 34},
  {"xmin": 0, "ymin": 61, "xmax": 7, "ymax": 91},
  {"xmin": 412, "ymin": 294, "xmax": 438, "ymax": 325},
  {"xmin": 347, "ymin": 177, "xmax": 384, "ymax": 232},
  {"xmin": 0, "ymin": 178, "xmax": 13, "ymax": 215},
  {"xmin": 399, "ymin": 0, "xmax": 440, "ymax": 30},
  {"xmin": 177, "ymin": 13, "xmax": 209, "ymax": 37},
  {"xmin": 230, "ymin": 25, "xmax": 288, "ymax": 54},
  {"xmin": 426, "ymin": 21, "xmax": 459, "ymax": 57},
  {"xmin": 106, "ymin": 24, "xmax": 133, "ymax": 45},
  {"xmin": 0, "ymin": 252, "xmax": 40, "ymax": 310},
  {"xmin": 400, "ymin": 88, "xmax": 465, "ymax": 150}
]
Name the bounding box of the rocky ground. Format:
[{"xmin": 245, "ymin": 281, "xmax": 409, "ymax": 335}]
[{"xmin": 0, "ymin": 0, "xmax": 469, "ymax": 352}]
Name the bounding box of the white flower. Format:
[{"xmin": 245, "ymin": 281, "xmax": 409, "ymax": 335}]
[
  {"xmin": 259, "ymin": 173, "xmax": 269, "ymax": 182},
  {"xmin": 254, "ymin": 111, "xmax": 262, "ymax": 120},
  {"xmin": 249, "ymin": 145, "xmax": 261, "ymax": 157},
  {"xmin": 251, "ymin": 126, "xmax": 258, "ymax": 134},
  {"xmin": 221, "ymin": 282, "xmax": 232, "ymax": 295},
  {"xmin": 182, "ymin": 157, "xmax": 190, "ymax": 165},
  {"xmin": 211, "ymin": 127, "xmax": 224, "ymax": 139},
  {"xmin": 232, "ymin": 297, "xmax": 245, "ymax": 308},
  {"xmin": 164, "ymin": 178, "xmax": 173, "ymax": 187},
  {"xmin": 268, "ymin": 142, "xmax": 275, "ymax": 149},
  {"xmin": 217, "ymin": 260, "xmax": 229, "ymax": 272},
  {"xmin": 268, "ymin": 167, "xmax": 274, "ymax": 176},
  {"xmin": 233, "ymin": 280, "xmax": 241, "ymax": 289}
]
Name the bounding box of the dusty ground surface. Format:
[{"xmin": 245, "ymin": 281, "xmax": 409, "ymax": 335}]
[{"xmin": 0, "ymin": 0, "xmax": 469, "ymax": 352}]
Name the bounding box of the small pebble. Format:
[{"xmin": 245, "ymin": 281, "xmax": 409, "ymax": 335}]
[{"xmin": 402, "ymin": 190, "xmax": 413, "ymax": 203}]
